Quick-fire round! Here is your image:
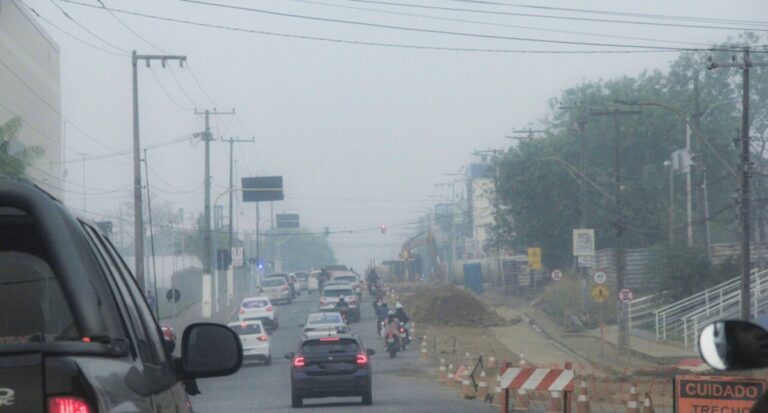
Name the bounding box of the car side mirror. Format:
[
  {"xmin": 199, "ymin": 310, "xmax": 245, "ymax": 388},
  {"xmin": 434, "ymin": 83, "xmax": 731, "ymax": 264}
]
[
  {"xmin": 179, "ymin": 323, "xmax": 242, "ymax": 379},
  {"xmin": 284, "ymin": 352, "xmax": 295, "ymax": 359},
  {"xmin": 366, "ymin": 349, "xmax": 375, "ymax": 356},
  {"xmin": 699, "ymin": 320, "xmax": 768, "ymax": 370}
]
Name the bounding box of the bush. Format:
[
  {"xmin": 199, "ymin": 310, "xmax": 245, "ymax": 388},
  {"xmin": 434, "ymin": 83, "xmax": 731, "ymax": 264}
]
[{"xmin": 537, "ymin": 273, "xmax": 618, "ymax": 328}]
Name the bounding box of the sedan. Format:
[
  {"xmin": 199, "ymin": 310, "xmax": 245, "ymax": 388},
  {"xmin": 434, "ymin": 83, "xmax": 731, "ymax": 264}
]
[
  {"xmin": 238, "ymin": 296, "xmax": 277, "ymax": 332},
  {"xmin": 301, "ymin": 312, "xmax": 350, "ymax": 338},
  {"xmin": 228, "ymin": 320, "xmax": 271, "ymax": 365}
]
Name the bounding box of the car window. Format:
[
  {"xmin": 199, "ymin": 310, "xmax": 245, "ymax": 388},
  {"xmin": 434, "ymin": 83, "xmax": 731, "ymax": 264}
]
[
  {"xmin": 243, "ymin": 299, "xmax": 269, "ymax": 308},
  {"xmin": 261, "ymin": 279, "xmax": 285, "ymax": 287},
  {"xmin": 228, "ymin": 323, "xmax": 262, "ymax": 335},
  {"xmin": 322, "ymin": 288, "xmax": 353, "ymax": 297},
  {"xmin": 333, "ymin": 276, "xmax": 357, "ymax": 283},
  {"xmin": 308, "ymin": 315, "xmax": 342, "ymax": 325},
  {"xmin": 301, "ymin": 339, "xmax": 359, "ymax": 355}
]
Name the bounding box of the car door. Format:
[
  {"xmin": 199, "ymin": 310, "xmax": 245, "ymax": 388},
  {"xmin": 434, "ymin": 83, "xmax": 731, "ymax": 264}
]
[{"xmin": 83, "ymin": 224, "xmax": 187, "ymax": 413}]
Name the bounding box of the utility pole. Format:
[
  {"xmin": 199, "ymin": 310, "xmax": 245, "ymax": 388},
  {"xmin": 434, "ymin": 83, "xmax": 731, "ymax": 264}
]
[
  {"xmin": 591, "ymin": 108, "xmax": 640, "ymax": 351},
  {"xmin": 708, "ymin": 48, "xmax": 767, "ymax": 320},
  {"xmin": 686, "ymin": 123, "xmax": 694, "ymax": 247},
  {"xmin": 691, "ymin": 74, "xmax": 711, "ymax": 256},
  {"xmin": 143, "ymin": 149, "xmax": 160, "ymax": 319},
  {"xmin": 132, "ymin": 51, "xmax": 186, "ymax": 290},
  {"xmin": 222, "ymin": 137, "xmax": 255, "ymax": 254}
]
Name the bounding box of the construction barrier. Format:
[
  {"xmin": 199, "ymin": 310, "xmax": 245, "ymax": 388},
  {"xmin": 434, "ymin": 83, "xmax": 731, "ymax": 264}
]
[
  {"xmin": 642, "ymin": 393, "xmax": 654, "ymax": 413},
  {"xmin": 498, "ymin": 367, "xmax": 575, "ymax": 413}
]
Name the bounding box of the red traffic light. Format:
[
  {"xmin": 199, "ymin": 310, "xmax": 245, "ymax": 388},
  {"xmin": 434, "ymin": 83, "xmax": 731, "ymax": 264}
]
[{"xmin": 380, "ymin": 224, "xmax": 387, "ymax": 234}]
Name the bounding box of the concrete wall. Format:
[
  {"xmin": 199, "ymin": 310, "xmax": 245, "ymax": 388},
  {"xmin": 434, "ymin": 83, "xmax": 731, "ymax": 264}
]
[{"xmin": 0, "ymin": 0, "xmax": 61, "ymax": 196}]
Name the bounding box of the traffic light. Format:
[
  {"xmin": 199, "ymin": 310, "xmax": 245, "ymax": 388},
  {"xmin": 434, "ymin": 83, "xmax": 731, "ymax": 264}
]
[{"xmin": 380, "ymin": 224, "xmax": 387, "ymax": 234}]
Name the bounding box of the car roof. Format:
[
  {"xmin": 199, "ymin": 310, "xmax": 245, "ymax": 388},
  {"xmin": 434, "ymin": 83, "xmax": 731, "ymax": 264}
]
[
  {"xmin": 308, "ymin": 311, "xmax": 341, "ymax": 320},
  {"xmin": 261, "ymin": 277, "xmax": 286, "ymax": 283},
  {"xmin": 228, "ymin": 320, "xmax": 264, "ymax": 327},
  {"xmin": 323, "ymin": 284, "xmax": 354, "ymax": 290},
  {"xmin": 242, "ymin": 296, "xmax": 270, "ymax": 302}
]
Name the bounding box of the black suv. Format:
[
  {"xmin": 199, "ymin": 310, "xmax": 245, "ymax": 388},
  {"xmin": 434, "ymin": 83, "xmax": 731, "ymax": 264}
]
[
  {"xmin": 285, "ymin": 334, "xmax": 374, "ymax": 408},
  {"xmin": 0, "ymin": 181, "xmax": 242, "ymax": 413}
]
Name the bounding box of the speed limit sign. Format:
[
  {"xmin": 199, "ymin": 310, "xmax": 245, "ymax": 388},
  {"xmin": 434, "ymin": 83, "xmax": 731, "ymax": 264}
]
[
  {"xmin": 593, "ymin": 271, "xmax": 607, "ymax": 284},
  {"xmin": 551, "ymin": 269, "xmax": 563, "ymax": 281}
]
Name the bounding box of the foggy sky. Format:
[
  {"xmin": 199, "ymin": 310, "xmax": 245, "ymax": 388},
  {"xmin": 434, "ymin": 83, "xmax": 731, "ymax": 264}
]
[{"xmin": 25, "ymin": 0, "xmax": 767, "ymax": 269}]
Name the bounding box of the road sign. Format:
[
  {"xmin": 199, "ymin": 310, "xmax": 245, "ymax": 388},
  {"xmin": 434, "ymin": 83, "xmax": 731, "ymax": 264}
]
[
  {"xmin": 577, "ymin": 255, "xmax": 594, "ymax": 268},
  {"xmin": 166, "ymin": 288, "xmax": 181, "ymax": 303},
  {"xmin": 527, "ymin": 247, "xmax": 542, "ymax": 270},
  {"xmin": 276, "ymin": 213, "xmax": 300, "ymax": 229},
  {"xmin": 591, "ymin": 285, "xmax": 609, "ymax": 303},
  {"xmin": 675, "ymin": 375, "xmax": 766, "ymax": 413},
  {"xmin": 593, "ymin": 271, "xmax": 607, "ymax": 284},
  {"xmin": 231, "ymin": 247, "xmax": 244, "ymax": 267},
  {"xmin": 241, "ymin": 176, "xmax": 284, "ymax": 202},
  {"xmin": 619, "ymin": 288, "xmax": 634, "ymax": 303},
  {"xmin": 572, "ymin": 229, "xmax": 595, "ymax": 256},
  {"xmin": 551, "ymin": 269, "xmax": 562, "ymax": 281}
]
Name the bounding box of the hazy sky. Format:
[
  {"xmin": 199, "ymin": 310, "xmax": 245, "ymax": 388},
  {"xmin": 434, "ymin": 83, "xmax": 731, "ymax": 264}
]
[{"xmin": 23, "ymin": 0, "xmax": 767, "ymax": 269}]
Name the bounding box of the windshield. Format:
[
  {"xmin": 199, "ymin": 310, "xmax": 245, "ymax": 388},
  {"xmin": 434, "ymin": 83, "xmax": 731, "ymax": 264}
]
[
  {"xmin": 11, "ymin": 1, "xmax": 768, "ymax": 410},
  {"xmin": 322, "ymin": 289, "xmax": 353, "ymax": 298},
  {"xmin": 228, "ymin": 323, "xmax": 263, "ymax": 336},
  {"xmin": 261, "ymin": 279, "xmax": 285, "ymax": 288},
  {"xmin": 308, "ymin": 314, "xmax": 342, "ymax": 325},
  {"xmin": 301, "ymin": 339, "xmax": 359, "ymax": 355}
]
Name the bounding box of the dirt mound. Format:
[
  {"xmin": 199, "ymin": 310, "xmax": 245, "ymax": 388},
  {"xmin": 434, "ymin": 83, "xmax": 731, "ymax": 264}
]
[{"xmin": 404, "ymin": 285, "xmax": 507, "ymax": 327}]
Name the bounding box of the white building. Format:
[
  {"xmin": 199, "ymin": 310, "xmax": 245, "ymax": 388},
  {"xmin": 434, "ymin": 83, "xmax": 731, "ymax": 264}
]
[{"xmin": 0, "ymin": 0, "xmax": 62, "ymax": 196}]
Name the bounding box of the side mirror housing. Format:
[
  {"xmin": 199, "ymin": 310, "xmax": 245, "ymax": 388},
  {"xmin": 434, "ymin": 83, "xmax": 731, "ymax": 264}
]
[
  {"xmin": 284, "ymin": 352, "xmax": 295, "ymax": 360},
  {"xmin": 699, "ymin": 320, "xmax": 768, "ymax": 370},
  {"xmin": 179, "ymin": 323, "xmax": 242, "ymax": 379},
  {"xmin": 366, "ymin": 348, "xmax": 376, "ymax": 356}
]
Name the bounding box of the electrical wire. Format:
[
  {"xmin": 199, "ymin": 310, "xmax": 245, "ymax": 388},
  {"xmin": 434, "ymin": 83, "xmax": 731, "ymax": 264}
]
[
  {"xmin": 168, "ymin": 66, "xmax": 200, "ymax": 108},
  {"xmin": 58, "ymin": 0, "xmax": 701, "ymax": 54},
  {"xmin": 289, "ymin": 0, "xmax": 711, "ymax": 47},
  {"xmin": 179, "ymin": 0, "xmax": 735, "ymax": 52},
  {"xmin": 148, "ymin": 66, "xmax": 192, "ymax": 111},
  {"xmin": 26, "ymin": 6, "xmax": 128, "ymax": 56},
  {"xmin": 58, "ymin": 133, "xmax": 196, "ymax": 164},
  {"xmin": 47, "ymin": 0, "xmax": 129, "ymax": 53},
  {"xmin": 95, "ymin": 0, "xmax": 170, "ymax": 53}
]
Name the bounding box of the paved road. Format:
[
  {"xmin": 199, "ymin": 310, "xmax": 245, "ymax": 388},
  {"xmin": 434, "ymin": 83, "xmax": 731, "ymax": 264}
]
[{"xmin": 188, "ymin": 293, "xmax": 484, "ymax": 412}]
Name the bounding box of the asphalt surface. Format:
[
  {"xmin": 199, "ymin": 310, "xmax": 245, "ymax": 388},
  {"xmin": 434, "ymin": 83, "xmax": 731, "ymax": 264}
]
[{"xmin": 188, "ymin": 293, "xmax": 485, "ymax": 412}]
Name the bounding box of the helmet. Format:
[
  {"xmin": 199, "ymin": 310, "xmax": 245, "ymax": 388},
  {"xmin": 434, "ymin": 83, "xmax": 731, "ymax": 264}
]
[
  {"xmin": 395, "ymin": 302, "xmax": 403, "ymax": 309},
  {"xmin": 388, "ymin": 310, "xmax": 396, "ymax": 316}
]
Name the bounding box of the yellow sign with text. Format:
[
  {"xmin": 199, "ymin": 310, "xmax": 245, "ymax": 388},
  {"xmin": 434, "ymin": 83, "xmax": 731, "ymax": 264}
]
[{"xmin": 527, "ymin": 247, "xmax": 542, "ymax": 270}]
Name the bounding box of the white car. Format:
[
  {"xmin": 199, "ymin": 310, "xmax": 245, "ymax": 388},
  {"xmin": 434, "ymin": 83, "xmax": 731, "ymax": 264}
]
[
  {"xmin": 301, "ymin": 312, "xmax": 350, "ymax": 338},
  {"xmin": 330, "ymin": 272, "xmax": 362, "ymax": 297},
  {"xmin": 238, "ymin": 296, "xmax": 277, "ymax": 331},
  {"xmin": 319, "ymin": 284, "xmax": 360, "ymax": 322},
  {"xmin": 260, "ymin": 277, "xmax": 292, "ymax": 304},
  {"xmin": 228, "ymin": 320, "xmax": 271, "ymax": 365}
]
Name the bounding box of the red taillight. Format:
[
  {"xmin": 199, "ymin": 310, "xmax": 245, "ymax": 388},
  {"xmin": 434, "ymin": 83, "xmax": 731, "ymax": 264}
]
[
  {"xmin": 356, "ymin": 353, "xmax": 368, "ymax": 366},
  {"xmin": 257, "ymin": 335, "xmax": 269, "ymax": 342},
  {"xmin": 48, "ymin": 396, "xmax": 92, "ymax": 413},
  {"xmin": 293, "ymin": 356, "xmax": 305, "ymax": 367},
  {"xmin": 320, "ymin": 337, "xmax": 340, "ymax": 342},
  {"xmin": 282, "ymin": 285, "xmax": 289, "ymax": 290},
  {"xmin": 239, "ymin": 308, "xmax": 245, "ymax": 315},
  {"xmin": 266, "ymin": 306, "xmax": 273, "ymax": 312},
  {"xmin": 399, "ymin": 327, "xmax": 405, "ymax": 333}
]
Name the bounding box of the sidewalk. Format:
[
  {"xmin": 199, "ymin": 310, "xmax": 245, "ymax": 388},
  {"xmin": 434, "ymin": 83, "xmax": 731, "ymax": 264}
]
[{"xmin": 592, "ymin": 325, "xmax": 695, "ymax": 363}]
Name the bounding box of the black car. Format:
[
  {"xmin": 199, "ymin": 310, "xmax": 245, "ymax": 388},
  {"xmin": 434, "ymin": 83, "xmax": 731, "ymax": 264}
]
[
  {"xmin": 0, "ymin": 180, "xmax": 242, "ymax": 413},
  {"xmin": 285, "ymin": 334, "xmax": 375, "ymax": 408}
]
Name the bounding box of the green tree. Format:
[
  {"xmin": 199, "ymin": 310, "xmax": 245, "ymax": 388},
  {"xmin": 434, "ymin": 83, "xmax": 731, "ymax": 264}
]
[{"xmin": 0, "ymin": 117, "xmax": 44, "ymax": 177}]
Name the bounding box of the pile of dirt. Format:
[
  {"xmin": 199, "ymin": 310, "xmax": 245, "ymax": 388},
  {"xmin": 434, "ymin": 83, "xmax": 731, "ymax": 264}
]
[{"xmin": 403, "ymin": 285, "xmax": 507, "ymax": 327}]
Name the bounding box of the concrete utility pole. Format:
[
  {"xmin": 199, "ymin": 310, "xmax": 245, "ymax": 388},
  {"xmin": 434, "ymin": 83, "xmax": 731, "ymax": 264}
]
[
  {"xmin": 132, "ymin": 51, "xmax": 186, "ymax": 290},
  {"xmin": 194, "ymin": 109, "xmax": 235, "ymax": 292},
  {"xmin": 591, "ymin": 108, "xmax": 640, "ymax": 351},
  {"xmin": 222, "ymin": 137, "xmax": 255, "ymax": 254},
  {"xmin": 708, "ymin": 48, "xmax": 767, "ymax": 320}
]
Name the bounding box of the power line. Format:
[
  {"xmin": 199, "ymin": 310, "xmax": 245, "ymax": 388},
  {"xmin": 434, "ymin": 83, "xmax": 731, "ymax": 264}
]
[
  {"xmin": 185, "ymin": 63, "xmax": 222, "ymax": 107},
  {"xmin": 446, "ymin": 0, "xmax": 768, "ymax": 28},
  {"xmin": 26, "ymin": 6, "xmax": 127, "ymax": 56},
  {"xmin": 289, "ymin": 0, "xmax": 711, "ymax": 47},
  {"xmin": 179, "ymin": 0, "xmax": 732, "ymax": 51},
  {"xmin": 347, "ymin": 0, "xmax": 764, "ymax": 32},
  {"xmin": 149, "ymin": 66, "xmax": 192, "ymax": 111},
  {"xmin": 47, "ymin": 0, "xmax": 129, "ymax": 53},
  {"xmin": 168, "ymin": 66, "xmax": 200, "ymax": 108},
  {"xmin": 95, "ymin": 0, "xmax": 170, "ymax": 53},
  {"xmin": 59, "ymin": 0, "xmax": 702, "ymax": 54}
]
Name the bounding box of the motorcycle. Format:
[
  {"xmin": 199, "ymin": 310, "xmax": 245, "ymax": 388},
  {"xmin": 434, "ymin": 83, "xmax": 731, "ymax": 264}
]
[
  {"xmin": 385, "ymin": 333, "xmax": 400, "ymax": 358},
  {"xmin": 398, "ymin": 324, "xmax": 410, "ymax": 351},
  {"xmin": 335, "ymin": 304, "xmax": 351, "ymax": 324}
]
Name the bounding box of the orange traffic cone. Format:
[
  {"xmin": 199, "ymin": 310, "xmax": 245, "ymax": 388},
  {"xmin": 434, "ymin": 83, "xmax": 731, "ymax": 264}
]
[
  {"xmin": 456, "ymin": 366, "xmax": 469, "ymax": 396},
  {"xmin": 641, "ymin": 393, "xmax": 654, "ymax": 413},
  {"xmin": 513, "ymin": 389, "xmax": 530, "ymax": 411},
  {"xmin": 438, "ymin": 363, "xmax": 447, "ymax": 384},
  {"xmin": 476, "ymin": 370, "xmax": 489, "ymax": 400},
  {"xmin": 547, "ymin": 391, "xmax": 561, "ymax": 413},
  {"xmin": 626, "ymin": 384, "xmax": 640, "ymax": 413},
  {"xmin": 461, "ymin": 378, "xmax": 475, "ymax": 399},
  {"xmin": 490, "ymin": 385, "xmax": 502, "ymax": 407},
  {"xmin": 420, "ymin": 341, "xmax": 429, "ymax": 361},
  {"xmin": 576, "ymin": 380, "xmax": 591, "ymax": 413},
  {"xmin": 486, "ymin": 355, "xmax": 497, "ymax": 372},
  {"xmin": 445, "ymin": 364, "xmax": 455, "ymax": 389}
]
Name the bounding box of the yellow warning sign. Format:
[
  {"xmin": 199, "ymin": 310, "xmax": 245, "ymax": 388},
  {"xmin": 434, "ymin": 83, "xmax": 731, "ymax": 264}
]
[
  {"xmin": 527, "ymin": 247, "xmax": 542, "ymax": 270},
  {"xmin": 591, "ymin": 285, "xmax": 609, "ymax": 303}
]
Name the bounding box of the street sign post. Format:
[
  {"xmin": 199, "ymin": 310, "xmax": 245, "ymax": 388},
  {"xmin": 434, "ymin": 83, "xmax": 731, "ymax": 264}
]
[
  {"xmin": 231, "ymin": 247, "xmax": 244, "ymax": 268},
  {"xmin": 619, "ymin": 288, "xmax": 634, "ymax": 303},
  {"xmin": 577, "ymin": 255, "xmax": 594, "ymax": 268},
  {"xmin": 551, "ymin": 269, "xmax": 562, "ymax": 281},
  {"xmin": 572, "ymin": 229, "xmax": 595, "ymax": 256},
  {"xmin": 591, "ymin": 284, "xmax": 609, "ymax": 356},
  {"xmin": 593, "ymin": 271, "xmax": 607, "ymax": 284},
  {"xmin": 276, "ymin": 213, "xmax": 300, "ymax": 229}
]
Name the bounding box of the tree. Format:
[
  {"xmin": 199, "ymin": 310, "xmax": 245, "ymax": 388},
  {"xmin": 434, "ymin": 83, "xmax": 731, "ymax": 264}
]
[
  {"xmin": 0, "ymin": 117, "xmax": 44, "ymax": 178},
  {"xmin": 262, "ymin": 229, "xmax": 336, "ymax": 272}
]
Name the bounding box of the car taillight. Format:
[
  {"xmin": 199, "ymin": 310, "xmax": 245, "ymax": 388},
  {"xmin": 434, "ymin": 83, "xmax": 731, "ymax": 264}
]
[
  {"xmin": 282, "ymin": 285, "xmax": 289, "ymax": 290},
  {"xmin": 293, "ymin": 356, "xmax": 305, "ymax": 368},
  {"xmin": 349, "ymin": 297, "xmax": 357, "ymax": 304},
  {"xmin": 239, "ymin": 308, "xmax": 245, "ymax": 314},
  {"xmin": 356, "ymin": 353, "xmax": 368, "ymax": 366},
  {"xmin": 48, "ymin": 396, "xmax": 92, "ymax": 413},
  {"xmin": 257, "ymin": 335, "xmax": 269, "ymax": 342},
  {"xmin": 399, "ymin": 327, "xmax": 405, "ymax": 333},
  {"xmin": 266, "ymin": 306, "xmax": 273, "ymax": 312}
]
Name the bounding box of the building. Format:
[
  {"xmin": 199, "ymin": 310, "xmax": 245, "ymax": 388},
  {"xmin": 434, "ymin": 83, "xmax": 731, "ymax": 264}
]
[
  {"xmin": 465, "ymin": 160, "xmax": 495, "ymax": 258},
  {"xmin": 0, "ymin": 0, "xmax": 62, "ymax": 196}
]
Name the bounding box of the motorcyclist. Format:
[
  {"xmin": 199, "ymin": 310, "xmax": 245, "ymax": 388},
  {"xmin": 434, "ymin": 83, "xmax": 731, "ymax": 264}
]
[
  {"xmin": 384, "ymin": 312, "xmax": 402, "ymax": 339},
  {"xmin": 367, "ymin": 269, "xmax": 380, "ymax": 296},
  {"xmin": 335, "ymin": 297, "xmax": 350, "ymax": 323},
  {"xmin": 375, "ymin": 302, "xmax": 389, "ymax": 336},
  {"xmin": 394, "ymin": 302, "xmax": 410, "ymax": 325}
]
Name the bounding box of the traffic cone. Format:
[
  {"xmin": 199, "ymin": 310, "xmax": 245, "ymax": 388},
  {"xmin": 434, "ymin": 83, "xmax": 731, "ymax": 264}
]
[
  {"xmin": 641, "ymin": 393, "xmax": 654, "ymax": 413},
  {"xmin": 490, "ymin": 385, "xmax": 502, "ymax": 407},
  {"xmin": 456, "ymin": 366, "xmax": 468, "ymax": 396},
  {"xmin": 486, "ymin": 355, "xmax": 497, "ymax": 371},
  {"xmin": 420, "ymin": 341, "xmax": 429, "ymax": 360},
  {"xmin": 461, "ymin": 378, "xmax": 475, "ymax": 399},
  {"xmin": 576, "ymin": 380, "xmax": 591, "ymax": 413},
  {"xmin": 513, "ymin": 389, "xmax": 530, "ymax": 411},
  {"xmin": 476, "ymin": 370, "xmax": 489, "ymax": 400},
  {"xmin": 626, "ymin": 384, "xmax": 640, "ymax": 413},
  {"xmin": 547, "ymin": 391, "xmax": 562, "ymax": 413},
  {"xmin": 438, "ymin": 363, "xmax": 447, "ymax": 384},
  {"xmin": 445, "ymin": 364, "xmax": 455, "ymax": 389},
  {"xmin": 519, "ymin": 353, "xmax": 528, "ymax": 368}
]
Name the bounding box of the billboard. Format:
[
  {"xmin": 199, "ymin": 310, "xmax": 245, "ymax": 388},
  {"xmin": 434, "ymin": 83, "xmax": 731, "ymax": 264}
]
[{"xmin": 241, "ymin": 176, "xmax": 284, "ymax": 202}]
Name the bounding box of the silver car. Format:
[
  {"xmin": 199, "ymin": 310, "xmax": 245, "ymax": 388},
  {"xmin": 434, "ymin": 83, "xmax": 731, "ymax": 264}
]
[{"xmin": 259, "ymin": 277, "xmax": 292, "ymax": 304}]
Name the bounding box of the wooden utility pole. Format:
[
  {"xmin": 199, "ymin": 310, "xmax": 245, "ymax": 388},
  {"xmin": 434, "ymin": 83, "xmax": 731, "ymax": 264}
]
[
  {"xmin": 590, "ymin": 108, "xmax": 640, "ymax": 351},
  {"xmin": 708, "ymin": 48, "xmax": 767, "ymax": 319},
  {"xmin": 132, "ymin": 51, "xmax": 186, "ymax": 290}
]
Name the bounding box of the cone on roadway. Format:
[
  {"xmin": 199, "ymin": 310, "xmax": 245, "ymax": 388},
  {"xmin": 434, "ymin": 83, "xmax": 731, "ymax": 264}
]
[
  {"xmin": 486, "ymin": 355, "xmax": 497, "ymax": 372},
  {"xmin": 438, "ymin": 363, "xmax": 447, "ymax": 384},
  {"xmin": 445, "ymin": 364, "xmax": 455, "ymax": 389},
  {"xmin": 641, "ymin": 393, "xmax": 654, "ymax": 413},
  {"xmin": 476, "ymin": 370, "xmax": 488, "ymax": 400},
  {"xmin": 626, "ymin": 384, "xmax": 639, "ymax": 413},
  {"xmin": 576, "ymin": 380, "xmax": 591, "ymax": 413},
  {"xmin": 462, "ymin": 378, "xmax": 475, "ymax": 399},
  {"xmin": 420, "ymin": 341, "xmax": 429, "ymax": 360}
]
